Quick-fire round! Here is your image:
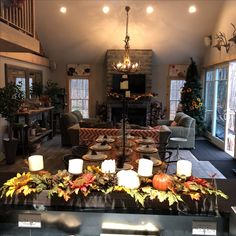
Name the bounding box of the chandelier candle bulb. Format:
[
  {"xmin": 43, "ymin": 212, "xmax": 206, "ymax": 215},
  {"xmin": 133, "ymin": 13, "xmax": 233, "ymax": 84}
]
[
  {"xmin": 28, "ymin": 155, "xmax": 44, "ymax": 172},
  {"xmin": 101, "ymin": 160, "xmax": 116, "ymax": 173},
  {"xmin": 68, "ymin": 159, "xmax": 83, "ymax": 175},
  {"xmin": 176, "ymin": 160, "xmax": 192, "ymax": 177},
  {"xmin": 138, "ymin": 158, "xmax": 153, "ymax": 177}
]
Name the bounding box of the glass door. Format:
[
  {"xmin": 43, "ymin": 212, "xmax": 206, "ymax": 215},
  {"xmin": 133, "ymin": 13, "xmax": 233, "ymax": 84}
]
[
  {"xmin": 204, "ymin": 64, "xmax": 228, "ymax": 151},
  {"xmin": 225, "ymin": 62, "xmax": 236, "ymax": 157},
  {"xmin": 214, "ymin": 66, "xmax": 228, "ymax": 142},
  {"xmin": 205, "ymin": 63, "xmax": 236, "ymax": 157},
  {"xmin": 205, "ymin": 69, "xmax": 215, "ymax": 134}
]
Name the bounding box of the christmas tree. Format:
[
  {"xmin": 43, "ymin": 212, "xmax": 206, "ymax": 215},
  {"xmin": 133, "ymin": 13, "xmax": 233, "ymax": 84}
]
[{"xmin": 180, "ymin": 58, "xmax": 205, "ymax": 135}]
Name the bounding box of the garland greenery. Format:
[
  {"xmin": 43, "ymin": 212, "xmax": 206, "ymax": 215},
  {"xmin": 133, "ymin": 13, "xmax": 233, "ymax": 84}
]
[
  {"xmin": 107, "ymin": 91, "xmax": 155, "ymax": 101},
  {"xmin": 0, "ymin": 166, "xmax": 228, "ymax": 207}
]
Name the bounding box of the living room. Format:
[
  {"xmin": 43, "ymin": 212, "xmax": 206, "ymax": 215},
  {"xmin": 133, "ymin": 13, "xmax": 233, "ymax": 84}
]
[{"xmin": 0, "ymin": 1, "xmax": 236, "ymax": 234}]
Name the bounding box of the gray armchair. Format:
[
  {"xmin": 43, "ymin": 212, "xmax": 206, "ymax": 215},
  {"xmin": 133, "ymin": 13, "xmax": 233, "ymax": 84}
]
[
  {"xmin": 60, "ymin": 110, "xmax": 98, "ymax": 146},
  {"xmin": 60, "ymin": 110, "xmax": 109, "ymax": 146},
  {"xmin": 157, "ymin": 112, "xmax": 195, "ymax": 149}
]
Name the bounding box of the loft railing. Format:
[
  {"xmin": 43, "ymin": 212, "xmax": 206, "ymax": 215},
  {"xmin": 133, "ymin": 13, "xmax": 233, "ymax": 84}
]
[{"xmin": 0, "ymin": 0, "xmax": 35, "ymax": 37}]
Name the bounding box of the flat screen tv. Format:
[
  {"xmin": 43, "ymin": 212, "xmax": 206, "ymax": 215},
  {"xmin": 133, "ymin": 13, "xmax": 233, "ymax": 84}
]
[{"xmin": 112, "ymin": 74, "xmax": 146, "ymax": 94}]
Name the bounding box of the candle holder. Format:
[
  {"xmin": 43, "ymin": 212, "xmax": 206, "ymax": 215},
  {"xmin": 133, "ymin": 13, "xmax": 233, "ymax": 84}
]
[{"xmin": 116, "ymin": 90, "xmax": 129, "ymax": 169}]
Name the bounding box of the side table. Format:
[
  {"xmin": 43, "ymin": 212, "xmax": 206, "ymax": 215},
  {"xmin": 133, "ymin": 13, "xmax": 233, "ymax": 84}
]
[{"xmin": 169, "ymin": 137, "xmax": 188, "ymax": 161}]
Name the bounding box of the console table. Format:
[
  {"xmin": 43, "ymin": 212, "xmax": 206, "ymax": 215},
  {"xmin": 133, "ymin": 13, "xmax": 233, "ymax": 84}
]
[{"xmin": 15, "ymin": 107, "xmax": 54, "ymax": 154}]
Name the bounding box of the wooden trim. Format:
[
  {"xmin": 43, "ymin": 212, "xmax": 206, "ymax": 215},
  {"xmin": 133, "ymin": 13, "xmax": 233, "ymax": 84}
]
[
  {"xmin": 0, "ymin": 52, "xmax": 49, "ymax": 67},
  {"xmin": 0, "ymin": 21, "xmax": 39, "ymax": 52},
  {"xmin": 204, "ymin": 53, "xmax": 236, "ymax": 68}
]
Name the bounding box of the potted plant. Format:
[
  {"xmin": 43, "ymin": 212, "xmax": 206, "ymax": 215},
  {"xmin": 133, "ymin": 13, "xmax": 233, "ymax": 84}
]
[
  {"xmin": 30, "ymin": 80, "xmax": 43, "ymax": 99},
  {"xmin": 0, "ymin": 82, "xmax": 24, "ymax": 164}
]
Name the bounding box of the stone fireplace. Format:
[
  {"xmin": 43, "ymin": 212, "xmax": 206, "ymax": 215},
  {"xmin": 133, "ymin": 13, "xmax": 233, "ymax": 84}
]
[{"xmin": 106, "ymin": 49, "xmax": 153, "ymax": 126}]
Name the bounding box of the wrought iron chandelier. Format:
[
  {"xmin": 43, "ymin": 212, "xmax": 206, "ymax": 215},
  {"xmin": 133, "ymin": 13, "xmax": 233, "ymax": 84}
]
[{"xmin": 113, "ymin": 6, "xmax": 140, "ymax": 74}]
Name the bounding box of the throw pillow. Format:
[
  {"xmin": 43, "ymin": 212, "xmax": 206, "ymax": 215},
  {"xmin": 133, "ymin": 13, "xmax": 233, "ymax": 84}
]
[
  {"xmin": 174, "ymin": 112, "xmax": 185, "ymax": 123},
  {"xmin": 178, "ymin": 116, "xmax": 192, "ymax": 128},
  {"xmin": 170, "ymin": 121, "xmax": 177, "ymax": 126}
]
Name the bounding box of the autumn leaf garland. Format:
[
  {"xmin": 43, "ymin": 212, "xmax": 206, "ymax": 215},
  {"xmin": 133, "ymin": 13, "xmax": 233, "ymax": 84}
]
[{"xmin": 0, "ymin": 166, "xmax": 228, "ymax": 207}]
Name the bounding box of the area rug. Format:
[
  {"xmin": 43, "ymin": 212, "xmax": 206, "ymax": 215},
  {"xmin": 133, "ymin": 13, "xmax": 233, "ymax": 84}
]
[
  {"xmin": 166, "ymin": 150, "xmax": 226, "ymax": 179},
  {"xmin": 191, "ymin": 140, "xmax": 232, "ymax": 161}
]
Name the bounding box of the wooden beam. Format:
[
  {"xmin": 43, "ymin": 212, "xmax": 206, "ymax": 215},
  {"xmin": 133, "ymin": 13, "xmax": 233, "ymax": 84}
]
[
  {"xmin": 0, "ymin": 52, "xmax": 50, "ymax": 67},
  {"xmin": 0, "ymin": 21, "xmax": 40, "ymax": 53}
]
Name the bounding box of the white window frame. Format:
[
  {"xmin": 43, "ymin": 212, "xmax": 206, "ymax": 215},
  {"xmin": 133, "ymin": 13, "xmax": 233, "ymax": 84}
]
[
  {"xmin": 167, "ymin": 78, "xmax": 185, "ymax": 120},
  {"xmin": 68, "ymin": 76, "xmax": 90, "ymax": 118}
]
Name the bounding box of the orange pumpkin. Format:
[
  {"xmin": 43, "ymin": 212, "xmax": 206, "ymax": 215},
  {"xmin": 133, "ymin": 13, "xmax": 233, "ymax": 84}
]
[{"xmin": 152, "ymin": 173, "xmax": 173, "ymax": 191}]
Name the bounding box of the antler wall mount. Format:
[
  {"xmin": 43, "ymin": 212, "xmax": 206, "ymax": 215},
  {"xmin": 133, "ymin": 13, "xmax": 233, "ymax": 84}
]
[{"xmin": 211, "ymin": 23, "xmax": 236, "ymax": 53}]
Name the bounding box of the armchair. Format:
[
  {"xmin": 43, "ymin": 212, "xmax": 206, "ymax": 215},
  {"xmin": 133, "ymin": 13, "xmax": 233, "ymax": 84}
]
[
  {"xmin": 157, "ymin": 112, "xmax": 195, "ymax": 149},
  {"xmin": 60, "ymin": 110, "xmax": 104, "ymax": 146}
]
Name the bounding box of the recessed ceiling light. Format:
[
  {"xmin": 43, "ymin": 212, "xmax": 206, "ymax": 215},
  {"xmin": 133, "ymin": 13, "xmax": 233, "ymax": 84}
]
[
  {"xmin": 60, "ymin": 6, "xmax": 67, "ymax": 14},
  {"xmin": 146, "ymin": 6, "xmax": 154, "ymax": 14},
  {"xmin": 102, "ymin": 5, "xmax": 110, "ymax": 14},
  {"xmin": 188, "ymin": 5, "xmax": 197, "ymax": 14}
]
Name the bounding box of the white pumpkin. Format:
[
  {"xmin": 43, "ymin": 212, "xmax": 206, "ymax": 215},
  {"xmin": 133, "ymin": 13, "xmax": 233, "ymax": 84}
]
[{"xmin": 117, "ymin": 170, "xmax": 140, "ymax": 189}]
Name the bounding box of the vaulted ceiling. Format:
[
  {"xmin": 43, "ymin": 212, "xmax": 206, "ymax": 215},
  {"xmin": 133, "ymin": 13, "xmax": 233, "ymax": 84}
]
[{"xmin": 35, "ymin": 0, "xmax": 225, "ymax": 65}]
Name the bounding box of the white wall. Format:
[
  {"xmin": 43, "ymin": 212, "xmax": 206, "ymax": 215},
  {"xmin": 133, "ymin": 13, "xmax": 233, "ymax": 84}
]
[
  {"xmin": 50, "ymin": 61, "xmax": 106, "ymax": 117},
  {"xmin": 152, "ymin": 64, "xmax": 169, "ymax": 110},
  {"xmin": 0, "ymin": 56, "xmax": 50, "ymax": 152},
  {"xmin": 50, "ymin": 60, "xmax": 170, "ymax": 117},
  {"xmin": 204, "ymin": 0, "xmax": 236, "ymax": 65}
]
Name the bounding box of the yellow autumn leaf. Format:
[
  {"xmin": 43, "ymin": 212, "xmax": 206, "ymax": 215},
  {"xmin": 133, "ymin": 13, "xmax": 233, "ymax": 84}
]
[
  {"xmin": 63, "ymin": 193, "xmax": 70, "ymax": 202},
  {"xmin": 190, "ymin": 192, "xmax": 201, "ymax": 200}
]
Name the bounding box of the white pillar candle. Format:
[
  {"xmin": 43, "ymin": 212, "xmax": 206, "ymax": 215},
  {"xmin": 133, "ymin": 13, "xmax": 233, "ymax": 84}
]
[
  {"xmin": 68, "ymin": 159, "xmax": 83, "ymax": 175},
  {"xmin": 101, "ymin": 159, "xmax": 116, "ymax": 173},
  {"xmin": 28, "ymin": 155, "xmax": 44, "ymax": 171},
  {"xmin": 176, "ymin": 160, "xmax": 192, "ymax": 177},
  {"xmin": 137, "ymin": 158, "xmax": 153, "ymax": 177},
  {"xmin": 120, "ymin": 80, "xmax": 128, "ymax": 90}
]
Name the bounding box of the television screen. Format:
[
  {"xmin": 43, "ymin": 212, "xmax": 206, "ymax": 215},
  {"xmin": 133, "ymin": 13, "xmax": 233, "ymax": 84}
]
[{"xmin": 112, "ymin": 74, "xmax": 146, "ymax": 94}]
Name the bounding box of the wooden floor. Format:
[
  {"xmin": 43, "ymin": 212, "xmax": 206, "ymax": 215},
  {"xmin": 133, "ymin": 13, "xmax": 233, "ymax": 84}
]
[
  {"xmin": 0, "ymin": 135, "xmax": 71, "ymax": 174},
  {"xmin": 0, "ymin": 135, "xmax": 226, "ymax": 179}
]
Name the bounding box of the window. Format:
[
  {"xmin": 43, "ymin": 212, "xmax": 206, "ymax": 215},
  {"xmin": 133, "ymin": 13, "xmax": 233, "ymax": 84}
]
[
  {"xmin": 68, "ymin": 77, "xmax": 89, "ymax": 118},
  {"xmin": 167, "ymin": 64, "xmax": 188, "ymax": 119},
  {"xmin": 169, "ymin": 79, "xmax": 185, "ymax": 119},
  {"xmin": 5, "ymin": 64, "xmax": 42, "ymax": 99}
]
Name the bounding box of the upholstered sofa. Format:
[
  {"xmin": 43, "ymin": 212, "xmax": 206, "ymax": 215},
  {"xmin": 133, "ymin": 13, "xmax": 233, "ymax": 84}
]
[
  {"xmin": 156, "ymin": 112, "xmax": 195, "ymax": 149},
  {"xmin": 60, "ymin": 110, "xmax": 109, "ymax": 146}
]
